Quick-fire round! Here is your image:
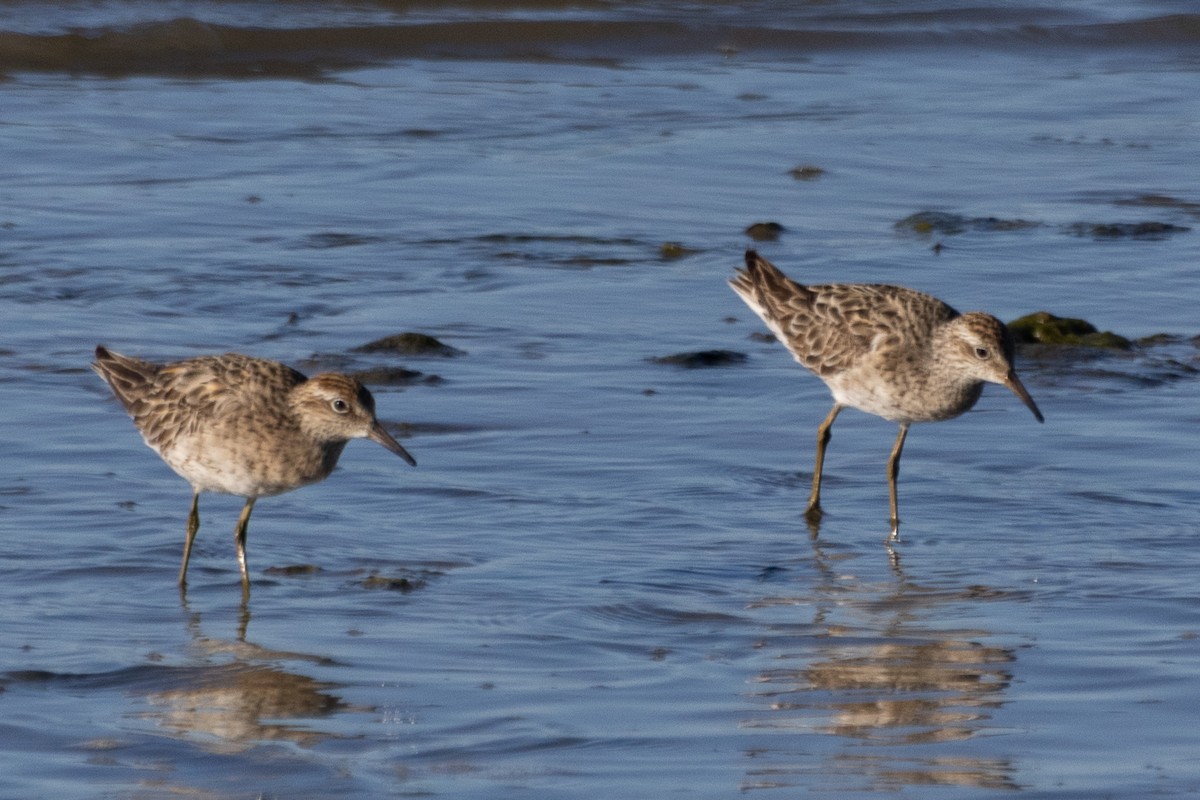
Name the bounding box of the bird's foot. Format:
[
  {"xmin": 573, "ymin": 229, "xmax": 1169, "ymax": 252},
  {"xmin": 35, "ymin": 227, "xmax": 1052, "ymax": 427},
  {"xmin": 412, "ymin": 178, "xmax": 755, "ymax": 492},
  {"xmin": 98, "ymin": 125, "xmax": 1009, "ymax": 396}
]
[{"xmin": 804, "ymin": 504, "xmax": 824, "ymax": 538}]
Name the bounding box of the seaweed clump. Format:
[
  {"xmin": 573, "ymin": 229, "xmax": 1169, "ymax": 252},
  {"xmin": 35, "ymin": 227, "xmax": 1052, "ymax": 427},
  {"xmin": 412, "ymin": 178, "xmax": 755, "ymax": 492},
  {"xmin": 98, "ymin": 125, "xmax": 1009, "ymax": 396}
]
[{"xmin": 1008, "ymin": 312, "xmax": 1131, "ymax": 349}]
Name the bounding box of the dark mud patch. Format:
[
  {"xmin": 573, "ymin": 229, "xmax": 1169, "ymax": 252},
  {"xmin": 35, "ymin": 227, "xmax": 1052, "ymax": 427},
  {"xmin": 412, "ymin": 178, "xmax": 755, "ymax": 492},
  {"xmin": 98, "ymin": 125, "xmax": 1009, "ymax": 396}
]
[
  {"xmin": 264, "ymin": 564, "xmax": 324, "ymax": 576},
  {"xmin": 382, "ymin": 420, "xmax": 492, "ymax": 438},
  {"xmin": 352, "ymin": 366, "xmax": 444, "ymax": 387},
  {"xmin": 744, "ymin": 222, "xmax": 785, "ymax": 241},
  {"xmin": 301, "ymin": 333, "xmax": 458, "ymax": 386},
  {"xmin": 1066, "ymin": 221, "xmax": 1190, "ymax": 239},
  {"xmin": 788, "ymin": 165, "xmax": 825, "ymax": 181},
  {"xmin": 1113, "ymin": 194, "xmax": 1200, "ymax": 218},
  {"xmin": 297, "ymin": 231, "xmax": 388, "ymax": 249},
  {"xmin": 895, "ymin": 211, "xmax": 1041, "ymax": 236},
  {"xmin": 355, "ymin": 568, "xmax": 445, "ymax": 593},
  {"xmin": 420, "ymin": 232, "xmax": 654, "ymax": 270},
  {"xmin": 896, "ymin": 210, "xmax": 1190, "ymax": 239},
  {"xmin": 650, "ymin": 349, "xmax": 748, "ymax": 368},
  {"xmin": 353, "ymin": 332, "xmax": 465, "ymax": 358},
  {"xmin": 659, "ymin": 242, "xmax": 702, "ymax": 260}
]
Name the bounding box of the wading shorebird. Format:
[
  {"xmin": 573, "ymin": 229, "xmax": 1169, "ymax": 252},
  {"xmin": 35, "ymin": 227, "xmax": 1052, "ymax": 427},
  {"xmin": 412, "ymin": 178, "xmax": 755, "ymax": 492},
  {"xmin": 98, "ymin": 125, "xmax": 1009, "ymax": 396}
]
[
  {"xmin": 729, "ymin": 250, "xmax": 1042, "ymax": 538},
  {"xmin": 92, "ymin": 346, "xmax": 416, "ymax": 587}
]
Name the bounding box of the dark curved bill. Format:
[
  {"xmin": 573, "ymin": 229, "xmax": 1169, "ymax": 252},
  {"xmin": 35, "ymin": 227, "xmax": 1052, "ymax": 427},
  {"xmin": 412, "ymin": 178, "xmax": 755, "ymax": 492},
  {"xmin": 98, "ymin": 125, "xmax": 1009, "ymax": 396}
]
[
  {"xmin": 369, "ymin": 421, "xmax": 417, "ymax": 466},
  {"xmin": 1004, "ymin": 371, "xmax": 1044, "ymax": 423}
]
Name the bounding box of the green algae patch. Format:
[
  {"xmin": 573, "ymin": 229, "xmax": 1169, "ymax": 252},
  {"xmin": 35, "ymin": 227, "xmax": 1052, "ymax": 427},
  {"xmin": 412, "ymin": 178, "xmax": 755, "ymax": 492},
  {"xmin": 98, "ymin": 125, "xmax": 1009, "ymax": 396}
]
[{"xmin": 1008, "ymin": 311, "xmax": 1131, "ymax": 349}]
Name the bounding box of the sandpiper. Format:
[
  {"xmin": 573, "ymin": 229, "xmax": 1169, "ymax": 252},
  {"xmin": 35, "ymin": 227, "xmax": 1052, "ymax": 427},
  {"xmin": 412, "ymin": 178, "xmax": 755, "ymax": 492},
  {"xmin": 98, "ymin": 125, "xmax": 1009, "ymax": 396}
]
[
  {"xmin": 92, "ymin": 346, "xmax": 416, "ymax": 587},
  {"xmin": 729, "ymin": 250, "xmax": 1042, "ymax": 537}
]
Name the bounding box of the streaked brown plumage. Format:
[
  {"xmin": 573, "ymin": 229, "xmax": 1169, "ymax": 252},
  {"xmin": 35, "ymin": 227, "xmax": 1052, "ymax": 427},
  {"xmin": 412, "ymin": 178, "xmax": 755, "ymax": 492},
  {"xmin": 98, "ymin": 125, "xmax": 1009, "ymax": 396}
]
[
  {"xmin": 730, "ymin": 250, "xmax": 1042, "ymax": 537},
  {"xmin": 92, "ymin": 346, "xmax": 416, "ymax": 587}
]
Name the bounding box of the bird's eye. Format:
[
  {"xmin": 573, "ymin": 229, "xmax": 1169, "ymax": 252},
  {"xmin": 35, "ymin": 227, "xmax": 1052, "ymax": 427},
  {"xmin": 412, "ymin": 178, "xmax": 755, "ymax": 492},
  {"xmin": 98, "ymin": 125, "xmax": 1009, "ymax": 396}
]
[
  {"xmin": 974, "ymin": 346, "xmax": 990, "ymax": 360},
  {"xmin": 331, "ymin": 398, "xmax": 350, "ymax": 414}
]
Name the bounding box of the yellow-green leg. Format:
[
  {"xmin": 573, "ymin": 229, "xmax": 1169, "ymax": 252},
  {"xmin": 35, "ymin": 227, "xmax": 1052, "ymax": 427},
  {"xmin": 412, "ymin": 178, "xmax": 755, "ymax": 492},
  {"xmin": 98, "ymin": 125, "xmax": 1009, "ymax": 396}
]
[
  {"xmin": 178, "ymin": 492, "xmax": 200, "ymax": 586},
  {"xmin": 234, "ymin": 497, "xmax": 256, "ymax": 588},
  {"xmin": 805, "ymin": 403, "xmax": 842, "ymax": 524},
  {"xmin": 887, "ymin": 424, "xmax": 910, "ymax": 540}
]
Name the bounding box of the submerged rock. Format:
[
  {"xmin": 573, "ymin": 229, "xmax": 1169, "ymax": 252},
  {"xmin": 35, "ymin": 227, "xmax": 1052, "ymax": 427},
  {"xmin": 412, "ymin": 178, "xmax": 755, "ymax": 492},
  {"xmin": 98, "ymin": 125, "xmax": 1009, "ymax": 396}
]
[
  {"xmin": 896, "ymin": 211, "xmax": 1040, "ymax": 236},
  {"xmin": 1066, "ymin": 221, "xmax": 1190, "ymax": 239},
  {"xmin": 896, "ymin": 210, "xmax": 1191, "ymax": 239},
  {"xmin": 659, "ymin": 241, "xmax": 700, "ymax": 260},
  {"xmin": 896, "ymin": 211, "xmax": 965, "ymax": 235},
  {"xmin": 1114, "ymin": 194, "xmax": 1200, "ymax": 215},
  {"xmin": 1008, "ymin": 311, "xmax": 1131, "ymax": 349},
  {"xmin": 353, "ymin": 332, "xmax": 465, "ymax": 357},
  {"xmin": 788, "ymin": 165, "xmax": 825, "ymax": 181},
  {"xmin": 264, "ymin": 564, "xmax": 323, "ymax": 576},
  {"xmin": 894, "ymin": 210, "xmax": 1193, "ymax": 240},
  {"xmin": 650, "ymin": 349, "xmax": 747, "ymax": 368},
  {"xmin": 301, "ymin": 231, "xmax": 386, "ymax": 249},
  {"xmin": 744, "ymin": 221, "xmax": 785, "ymax": 241},
  {"xmin": 352, "ymin": 366, "xmax": 443, "ymax": 386},
  {"xmin": 1135, "ymin": 333, "xmax": 1183, "ymax": 347},
  {"xmin": 358, "ymin": 569, "xmax": 443, "ymax": 592}
]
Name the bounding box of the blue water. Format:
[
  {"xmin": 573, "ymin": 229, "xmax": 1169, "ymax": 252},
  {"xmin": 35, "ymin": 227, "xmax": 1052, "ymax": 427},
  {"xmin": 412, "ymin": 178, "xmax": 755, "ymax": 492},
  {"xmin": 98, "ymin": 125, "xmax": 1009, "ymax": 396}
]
[{"xmin": 2, "ymin": 2, "xmax": 1200, "ymax": 797}]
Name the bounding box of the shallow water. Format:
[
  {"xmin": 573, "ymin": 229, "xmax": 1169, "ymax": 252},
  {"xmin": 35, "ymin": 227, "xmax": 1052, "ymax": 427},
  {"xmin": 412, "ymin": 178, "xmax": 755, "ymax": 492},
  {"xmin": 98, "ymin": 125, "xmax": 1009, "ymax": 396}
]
[{"xmin": 3, "ymin": 1, "xmax": 1200, "ymax": 797}]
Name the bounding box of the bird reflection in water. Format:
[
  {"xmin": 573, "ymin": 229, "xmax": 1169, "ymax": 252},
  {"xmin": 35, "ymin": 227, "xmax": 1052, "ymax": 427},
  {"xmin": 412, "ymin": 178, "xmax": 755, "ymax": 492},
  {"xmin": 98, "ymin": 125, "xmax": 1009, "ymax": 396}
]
[
  {"xmin": 741, "ymin": 534, "xmax": 1021, "ymax": 792},
  {"xmin": 144, "ymin": 662, "xmax": 348, "ymax": 753},
  {"xmin": 140, "ymin": 596, "xmax": 352, "ymax": 754}
]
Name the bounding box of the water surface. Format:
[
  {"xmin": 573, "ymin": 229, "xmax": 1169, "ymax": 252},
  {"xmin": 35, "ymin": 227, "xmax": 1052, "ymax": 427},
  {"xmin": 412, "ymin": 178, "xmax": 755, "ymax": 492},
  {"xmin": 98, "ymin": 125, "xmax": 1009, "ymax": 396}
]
[{"xmin": 2, "ymin": 1, "xmax": 1200, "ymax": 797}]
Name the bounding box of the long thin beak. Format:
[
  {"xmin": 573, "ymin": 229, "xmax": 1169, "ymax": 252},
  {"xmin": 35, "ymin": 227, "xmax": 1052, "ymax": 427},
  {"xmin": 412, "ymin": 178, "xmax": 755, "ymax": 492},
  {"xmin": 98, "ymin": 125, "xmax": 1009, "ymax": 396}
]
[
  {"xmin": 369, "ymin": 421, "xmax": 417, "ymax": 466},
  {"xmin": 1004, "ymin": 371, "xmax": 1044, "ymax": 423}
]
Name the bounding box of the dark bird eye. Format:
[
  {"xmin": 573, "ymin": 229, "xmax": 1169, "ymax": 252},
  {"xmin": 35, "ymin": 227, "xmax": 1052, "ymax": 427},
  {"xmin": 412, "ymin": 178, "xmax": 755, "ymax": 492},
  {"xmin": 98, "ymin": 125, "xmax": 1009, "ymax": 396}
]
[
  {"xmin": 974, "ymin": 346, "xmax": 990, "ymax": 360},
  {"xmin": 331, "ymin": 398, "xmax": 350, "ymax": 414}
]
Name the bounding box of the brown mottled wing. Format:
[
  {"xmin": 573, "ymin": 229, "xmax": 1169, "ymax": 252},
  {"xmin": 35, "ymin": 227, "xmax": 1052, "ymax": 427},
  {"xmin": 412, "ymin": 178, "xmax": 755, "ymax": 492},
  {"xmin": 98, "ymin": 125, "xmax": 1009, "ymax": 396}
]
[
  {"xmin": 94, "ymin": 348, "xmax": 307, "ymax": 454},
  {"xmin": 730, "ymin": 251, "xmax": 958, "ymax": 376}
]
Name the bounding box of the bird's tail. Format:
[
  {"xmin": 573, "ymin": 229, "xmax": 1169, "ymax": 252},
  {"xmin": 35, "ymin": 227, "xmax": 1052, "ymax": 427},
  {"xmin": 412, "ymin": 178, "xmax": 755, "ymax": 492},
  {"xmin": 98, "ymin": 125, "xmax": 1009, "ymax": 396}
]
[{"xmin": 92, "ymin": 346, "xmax": 158, "ymax": 412}]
